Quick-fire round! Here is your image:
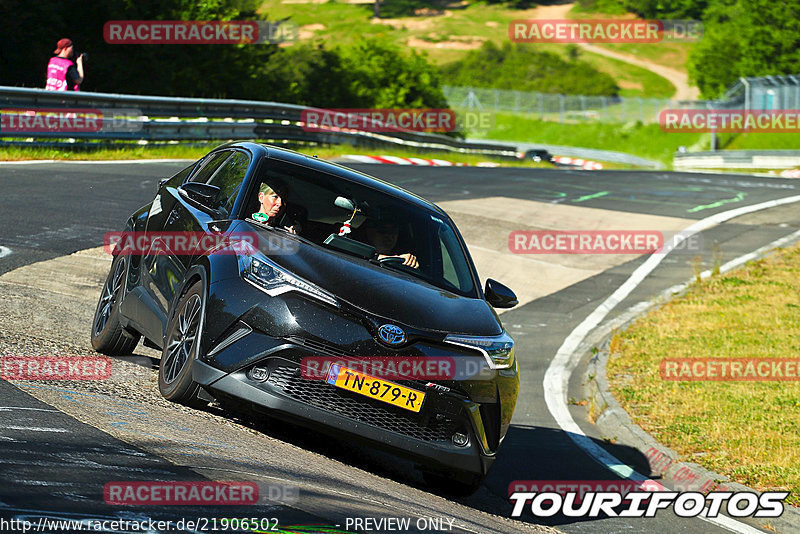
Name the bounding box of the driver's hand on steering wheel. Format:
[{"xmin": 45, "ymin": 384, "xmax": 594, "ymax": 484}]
[{"xmin": 378, "ymin": 253, "xmax": 419, "ymax": 269}]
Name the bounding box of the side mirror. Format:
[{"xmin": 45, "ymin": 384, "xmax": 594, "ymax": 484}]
[
  {"xmin": 178, "ymin": 182, "xmax": 221, "ymax": 213},
  {"xmin": 158, "ymin": 178, "xmax": 169, "ymax": 191},
  {"xmin": 485, "ymin": 278, "xmax": 518, "ymax": 309}
]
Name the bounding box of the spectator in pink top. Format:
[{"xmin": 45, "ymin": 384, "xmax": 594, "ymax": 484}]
[{"xmin": 45, "ymin": 38, "xmax": 84, "ymax": 91}]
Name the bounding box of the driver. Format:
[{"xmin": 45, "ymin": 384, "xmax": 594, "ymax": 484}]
[
  {"xmin": 252, "ymin": 182, "xmax": 298, "ymax": 234},
  {"xmin": 364, "ymin": 220, "xmax": 419, "ymax": 269}
]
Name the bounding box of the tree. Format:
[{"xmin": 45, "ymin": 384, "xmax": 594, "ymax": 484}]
[
  {"xmin": 0, "ymin": 0, "xmax": 276, "ymax": 98},
  {"xmin": 688, "ymin": 0, "xmax": 800, "ymax": 98},
  {"xmin": 623, "ymin": 0, "xmax": 709, "ymax": 19}
]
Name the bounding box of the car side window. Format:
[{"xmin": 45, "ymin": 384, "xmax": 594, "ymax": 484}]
[
  {"xmin": 189, "ymin": 151, "xmax": 231, "ymax": 184},
  {"xmin": 437, "ymin": 224, "xmax": 474, "ymax": 294},
  {"xmin": 207, "ymin": 151, "xmax": 251, "ymax": 217}
]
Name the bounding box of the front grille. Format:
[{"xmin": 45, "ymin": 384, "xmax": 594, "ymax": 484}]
[
  {"xmin": 285, "ymin": 335, "xmax": 351, "ymax": 358},
  {"xmin": 267, "ymin": 365, "xmax": 459, "ymax": 442}
]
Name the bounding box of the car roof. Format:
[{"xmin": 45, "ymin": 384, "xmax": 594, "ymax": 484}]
[{"xmin": 218, "ymin": 141, "xmax": 448, "ymax": 218}]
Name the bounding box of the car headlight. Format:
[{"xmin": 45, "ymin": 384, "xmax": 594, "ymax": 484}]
[
  {"xmin": 444, "ymin": 331, "xmax": 515, "ymax": 370},
  {"xmin": 239, "ymin": 253, "xmax": 338, "ymax": 307}
]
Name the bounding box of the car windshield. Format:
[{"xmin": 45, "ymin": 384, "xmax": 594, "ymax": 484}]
[{"xmin": 245, "ymin": 157, "xmax": 477, "ymax": 297}]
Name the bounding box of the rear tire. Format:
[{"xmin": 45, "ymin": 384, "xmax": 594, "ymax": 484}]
[
  {"xmin": 91, "ymin": 256, "xmax": 140, "ymax": 355},
  {"xmin": 158, "ymin": 280, "xmax": 206, "ymax": 408}
]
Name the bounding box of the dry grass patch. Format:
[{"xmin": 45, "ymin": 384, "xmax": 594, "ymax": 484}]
[{"xmin": 608, "ymin": 244, "xmax": 800, "ymax": 504}]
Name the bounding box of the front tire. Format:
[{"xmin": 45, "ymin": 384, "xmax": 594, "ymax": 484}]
[
  {"xmin": 91, "ymin": 256, "xmax": 140, "ymax": 355},
  {"xmin": 158, "ymin": 280, "xmax": 206, "ymax": 407}
]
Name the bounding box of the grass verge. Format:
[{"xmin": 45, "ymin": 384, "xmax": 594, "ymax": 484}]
[
  {"xmin": 477, "ymin": 113, "xmax": 703, "ymax": 165},
  {"xmin": 607, "ymin": 244, "xmax": 800, "ymax": 504},
  {"xmin": 723, "ymin": 131, "xmax": 800, "ymax": 151},
  {"xmin": 0, "ymin": 142, "xmax": 555, "ymax": 168}
]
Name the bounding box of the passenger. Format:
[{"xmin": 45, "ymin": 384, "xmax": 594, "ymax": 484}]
[
  {"xmin": 252, "ymin": 183, "xmax": 298, "ymax": 234},
  {"xmin": 364, "ymin": 220, "xmax": 418, "ymax": 269}
]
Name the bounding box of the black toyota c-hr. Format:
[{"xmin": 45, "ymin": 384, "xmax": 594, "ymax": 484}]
[{"xmin": 91, "ymin": 142, "xmax": 519, "ymax": 492}]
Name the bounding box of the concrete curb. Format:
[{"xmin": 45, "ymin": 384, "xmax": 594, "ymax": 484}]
[{"xmin": 581, "ymin": 267, "xmax": 800, "ymax": 533}]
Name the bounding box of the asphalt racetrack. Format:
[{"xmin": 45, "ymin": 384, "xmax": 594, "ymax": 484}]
[{"xmin": 2, "ymin": 160, "xmax": 800, "ymax": 534}]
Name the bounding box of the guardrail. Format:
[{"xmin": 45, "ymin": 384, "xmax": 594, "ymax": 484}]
[
  {"xmin": 0, "ymin": 86, "xmax": 519, "ymax": 158},
  {"xmin": 674, "ymin": 150, "xmax": 800, "ymax": 170}
]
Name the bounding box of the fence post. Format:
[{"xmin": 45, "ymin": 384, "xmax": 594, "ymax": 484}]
[
  {"xmin": 742, "ymin": 77, "xmax": 750, "ymax": 112},
  {"xmin": 559, "ymin": 94, "xmax": 565, "ymax": 123},
  {"xmin": 580, "ymin": 95, "xmax": 585, "ymax": 121}
]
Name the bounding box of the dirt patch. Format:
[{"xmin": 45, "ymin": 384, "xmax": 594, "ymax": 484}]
[
  {"xmin": 618, "ymin": 80, "xmax": 644, "ymax": 91},
  {"xmin": 515, "ymin": 2, "xmax": 573, "ymax": 19},
  {"xmin": 298, "ymin": 23, "xmax": 326, "ymax": 39},
  {"xmin": 407, "ymin": 35, "xmax": 485, "ymax": 50},
  {"xmin": 370, "ymin": 9, "xmax": 454, "ymax": 31}
]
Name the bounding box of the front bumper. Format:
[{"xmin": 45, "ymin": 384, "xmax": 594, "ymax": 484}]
[
  {"xmin": 199, "ymin": 359, "xmax": 492, "ymax": 476},
  {"xmin": 196, "ymin": 278, "xmax": 520, "ymax": 476}
]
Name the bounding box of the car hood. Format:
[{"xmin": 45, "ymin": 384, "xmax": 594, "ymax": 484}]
[{"xmin": 247, "ymin": 225, "xmax": 502, "ymax": 335}]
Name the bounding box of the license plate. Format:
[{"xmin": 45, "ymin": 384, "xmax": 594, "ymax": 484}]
[{"xmin": 325, "ymin": 364, "xmax": 425, "ymax": 413}]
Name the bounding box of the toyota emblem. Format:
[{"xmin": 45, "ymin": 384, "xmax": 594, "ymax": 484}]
[{"xmin": 378, "ymin": 324, "xmax": 406, "ymax": 346}]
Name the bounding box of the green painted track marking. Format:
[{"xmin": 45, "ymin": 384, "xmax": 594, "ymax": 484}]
[
  {"xmin": 687, "ymin": 192, "xmax": 746, "ymax": 213},
  {"xmin": 572, "ymin": 191, "xmax": 610, "ymax": 202}
]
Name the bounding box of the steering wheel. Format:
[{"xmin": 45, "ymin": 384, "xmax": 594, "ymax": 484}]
[
  {"xmin": 378, "ymin": 256, "xmax": 407, "ymax": 266},
  {"xmin": 378, "ymin": 256, "xmax": 427, "ymax": 279}
]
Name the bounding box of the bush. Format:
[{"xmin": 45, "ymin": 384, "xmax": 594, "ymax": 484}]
[
  {"xmin": 440, "ymin": 41, "xmax": 619, "ymax": 96},
  {"xmin": 623, "ymin": 0, "xmax": 709, "ymax": 19},
  {"xmin": 258, "ymin": 38, "xmax": 447, "ymax": 108}
]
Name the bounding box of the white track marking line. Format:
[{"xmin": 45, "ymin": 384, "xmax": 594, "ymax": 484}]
[
  {"xmin": 0, "ymin": 246, "xmax": 11, "ymax": 259},
  {"xmin": 544, "ymin": 193, "xmax": 800, "ymax": 533},
  {"xmin": 0, "ymin": 407, "xmax": 60, "ymax": 412},
  {"xmin": 0, "ymin": 425, "xmax": 68, "ymax": 433}
]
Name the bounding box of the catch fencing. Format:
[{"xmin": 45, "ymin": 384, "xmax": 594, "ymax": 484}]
[
  {"xmin": 443, "ymin": 85, "xmax": 707, "ymax": 125},
  {"xmin": 444, "ymin": 76, "xmax": 800, "ymax": 125}
]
